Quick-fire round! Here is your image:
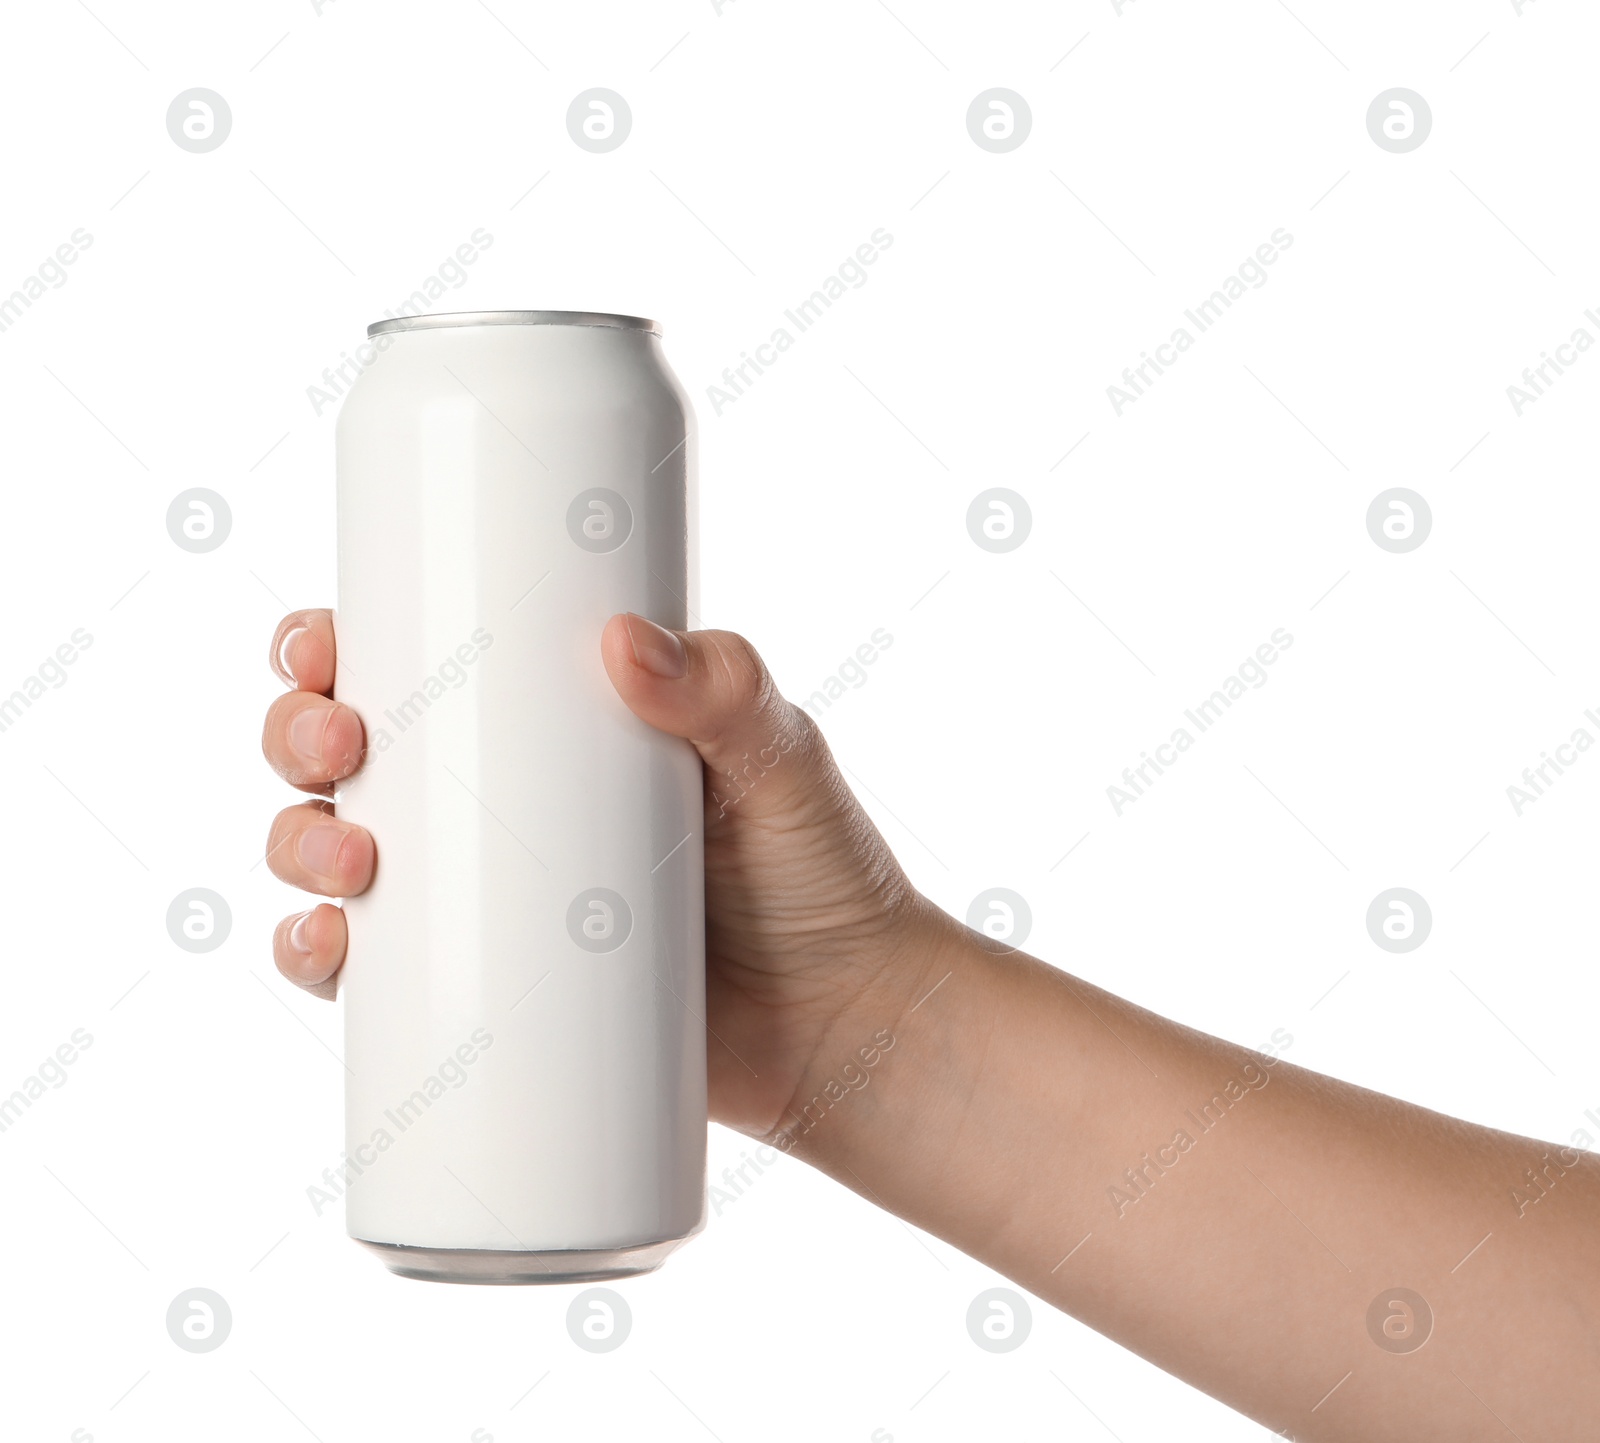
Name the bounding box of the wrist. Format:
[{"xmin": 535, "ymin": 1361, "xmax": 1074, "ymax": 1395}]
[{"xmin": 763, "ymin": 898, "xmax": 979, "ymax": 1165}]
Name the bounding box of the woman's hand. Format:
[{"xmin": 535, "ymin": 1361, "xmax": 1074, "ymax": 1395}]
[
  {"xmin": 262, "ymin": 608, "xmax": 1600, "ymax": 1439},
  {"xmin": 261, "ymin": 608, "xmax": 947, "ymax": 1139}
]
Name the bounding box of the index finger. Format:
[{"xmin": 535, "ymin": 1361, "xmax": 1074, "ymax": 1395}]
[{"xmin": 269, "ymin": 609, "xmax": 338, "ymax": 696}]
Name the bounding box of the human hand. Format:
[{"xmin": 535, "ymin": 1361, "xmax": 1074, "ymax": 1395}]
[
  {"xmin": 261, "ymin": 612, "xmax": 1600, "ymax": 1442},
  {"xmin": 261, "ymin": 609, "xmax": 947, "ymax": 1139}
]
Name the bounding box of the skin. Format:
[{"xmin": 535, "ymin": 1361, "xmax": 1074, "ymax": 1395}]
[{"xmin": 264, "ymin": 609, "xmax": 1600, "ymax": 1441}]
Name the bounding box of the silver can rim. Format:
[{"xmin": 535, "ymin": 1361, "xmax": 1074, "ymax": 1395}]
[
  {"xmin": 367, "ymin": 310, "xmax": 660, "ymax": 339},
  {"xmin": 354, "ymin": 1233, "xmax": 695, "ymax": 1284}
]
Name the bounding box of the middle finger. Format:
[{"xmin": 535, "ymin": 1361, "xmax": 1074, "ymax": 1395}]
[{"xmin": 263, "ymin": 692, "xmax": 366, "ymax": 792}]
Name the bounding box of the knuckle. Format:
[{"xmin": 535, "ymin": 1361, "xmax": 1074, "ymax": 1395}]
[
  {"xmin": 713, "ymin": 630, "xmax": 774, "ymax": 714},
  {"xmin": 786, "ymin": 700, "xmax": 823, "ymax": 753}
]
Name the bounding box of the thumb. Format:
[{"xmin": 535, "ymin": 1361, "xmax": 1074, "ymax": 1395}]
[{"xmin": 600, "ymin": 613, "xmax": 823, "ymax": 817}]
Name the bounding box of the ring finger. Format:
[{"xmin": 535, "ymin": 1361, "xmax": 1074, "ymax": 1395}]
[{"xmin": 265, "ymin": 800, "xmax": 376, "ymax": 897}]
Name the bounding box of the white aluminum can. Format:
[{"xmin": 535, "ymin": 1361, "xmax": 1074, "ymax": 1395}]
[{"xmin": 332, "ymin": 310, "xmax": 705, "ymax": 1283}]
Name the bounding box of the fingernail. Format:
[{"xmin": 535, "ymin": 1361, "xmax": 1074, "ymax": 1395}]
[
  {"xmin": 297, "ymin": 822, "xmax": 349, "ymax": 881},
  {"xmin": 274, "ymin": 625, "xmax": 308, "ymax": 685},
  {"xmin": 624, "ymin": 614, "xmax": 688, "ymax": 679},
  {"xmin": 286, "ymin": 910, "xmax": 313, "ymax": 955},
  {"xmin": 287, "ymin": 703, "xmax": 331, "ymax": 769}
]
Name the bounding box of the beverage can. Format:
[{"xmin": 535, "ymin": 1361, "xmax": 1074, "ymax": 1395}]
[{"xmin": 333, "ymin": 309, "xmax": 706, "ymax": 1283}]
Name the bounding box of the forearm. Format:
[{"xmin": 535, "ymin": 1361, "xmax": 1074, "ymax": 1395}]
[{"xmin": 776, "ymin": 912, "xmax": 1600, "ymax": 1440}]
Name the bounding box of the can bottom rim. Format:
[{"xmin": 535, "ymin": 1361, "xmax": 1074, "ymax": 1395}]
[{"xmin": 354, "ymin": 1232, "xmax": 695, "ymax": 1285}]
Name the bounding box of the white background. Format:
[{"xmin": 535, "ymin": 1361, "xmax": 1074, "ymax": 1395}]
[{"xmin": 2, "ymin": 1, "xmax": 1596, "ymax": 1439}]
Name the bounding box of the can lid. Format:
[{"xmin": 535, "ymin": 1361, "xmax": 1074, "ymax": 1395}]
[{"xmin": 367, "ymin": 310, "xmax": 660, "ymax": 339}]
